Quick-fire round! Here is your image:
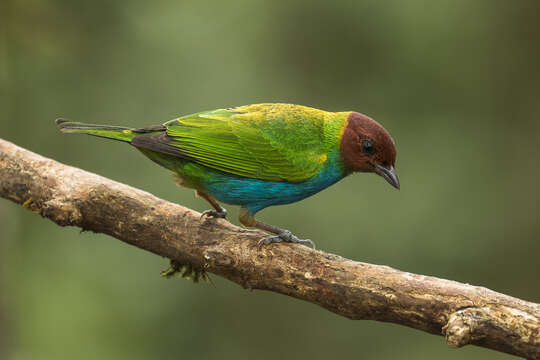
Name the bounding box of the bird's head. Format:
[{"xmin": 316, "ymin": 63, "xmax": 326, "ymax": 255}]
[{"xmin": 340, "ymin": 112, "xmax": 399, "ymax": 189}]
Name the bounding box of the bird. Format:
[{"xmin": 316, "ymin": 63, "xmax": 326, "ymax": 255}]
[{"xmin": 56, "ymin": 103, "xmax": 399, "ymax": 249}]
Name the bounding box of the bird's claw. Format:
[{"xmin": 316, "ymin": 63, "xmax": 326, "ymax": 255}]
[
  {"xmin": 200, "ymin": 208, "xmax": 227, "ymax": 220},
  {"xmin": 257, "ymin": 230, "xmax": 315, "ymax": 249}
]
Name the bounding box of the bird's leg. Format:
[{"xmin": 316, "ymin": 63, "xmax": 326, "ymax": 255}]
[
  {"xmin": 172, "ymin": 173, "xmax": 227, "ymax": 219},
  {"xmin": 196, "ymin": 190, "xmax": 227, "ymax": 219},
  {"xmin": 239, "ymin": 208, "xmax": 315, "ymax": 249}
]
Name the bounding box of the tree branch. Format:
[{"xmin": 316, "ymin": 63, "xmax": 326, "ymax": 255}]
[{"xmin": 1, "ymin": 138, "xmax": 539, "ymax": 359}]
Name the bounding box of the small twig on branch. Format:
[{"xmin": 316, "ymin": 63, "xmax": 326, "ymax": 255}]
[{"xmin": 0, "ymin": 138, "xmax": 539, "ymax": 359}]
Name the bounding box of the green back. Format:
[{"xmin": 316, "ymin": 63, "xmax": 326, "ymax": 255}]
[{"xmin": 164, "ymin": 104, "xmax": 349, "ymax": 182}]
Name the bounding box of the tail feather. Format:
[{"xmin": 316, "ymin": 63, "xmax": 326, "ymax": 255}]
[{"xmin": 55, "ymin": 118, "xmax": 135, "ymax": 142}]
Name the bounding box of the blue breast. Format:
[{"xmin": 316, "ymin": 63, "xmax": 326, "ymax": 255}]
[{"xmin": 202, "ymin": 151, "xmax": 347, "ymax": 215}]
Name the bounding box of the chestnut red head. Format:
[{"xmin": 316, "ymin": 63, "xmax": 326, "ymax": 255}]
[{"xmin": 340, "ymin": 112, "xmax": 399, "ymax": 189}]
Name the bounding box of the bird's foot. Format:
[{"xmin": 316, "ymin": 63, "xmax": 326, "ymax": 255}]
[
  {"xmin": 160, "ymin": 260, "xmax": 212, "ymax": 284},
  {"xmin": 200, "ymin": 208, "xmax": 227, "ymax": 219},
  {"xmin": 258, "ymin": 230, "xmax": 316, "ymax": 249}
]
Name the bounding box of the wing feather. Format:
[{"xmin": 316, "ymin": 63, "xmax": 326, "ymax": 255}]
[{"xmin": 159, "ymin": 104, "xmax": 337, "ymax": 182}]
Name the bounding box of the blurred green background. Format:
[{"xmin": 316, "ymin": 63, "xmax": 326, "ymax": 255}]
[{"xmin": 1, "ymin": 0, "xmax": 539, "ymax": 359}]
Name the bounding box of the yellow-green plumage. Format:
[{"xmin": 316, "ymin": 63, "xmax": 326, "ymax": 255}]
[
  {"xmin": 57, "ymin": 103, "xmax": 399, "ymax": 248},
  {"xmin": 164, "ymin": 104, "xmax": 348, "ymax": 182},
  {"xmin": 57, "ymin": 104, "xmax": 351, "ymax": 215}
]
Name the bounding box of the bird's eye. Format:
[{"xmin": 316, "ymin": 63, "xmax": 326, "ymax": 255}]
[{"xmin": 361, "ymin": 139, "xmax": 376, "ymax": 156}]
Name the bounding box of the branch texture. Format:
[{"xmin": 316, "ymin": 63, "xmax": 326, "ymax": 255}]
[{"xmin": 1, "ymin": 138, "xmax": 539, "ymax": 359}]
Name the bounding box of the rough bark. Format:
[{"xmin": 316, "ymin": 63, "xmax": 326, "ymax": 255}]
[{"xmin": 1, "ymin": 138, "xmax": 539, "ymax": 359}]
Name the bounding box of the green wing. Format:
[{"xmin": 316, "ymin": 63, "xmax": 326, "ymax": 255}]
[{"xmin": 163, "ymin": 104, "xmax": 343, "ymax": 182}]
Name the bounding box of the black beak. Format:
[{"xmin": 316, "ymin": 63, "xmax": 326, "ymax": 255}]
[{"xmin": 374, "ymin": 164, "xmax": 400, "ymax": 190}]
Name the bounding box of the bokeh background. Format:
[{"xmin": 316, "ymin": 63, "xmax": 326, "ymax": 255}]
[{"xmin": 2, "ymin": 1, "xmax": 539, "ymax": 359}]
